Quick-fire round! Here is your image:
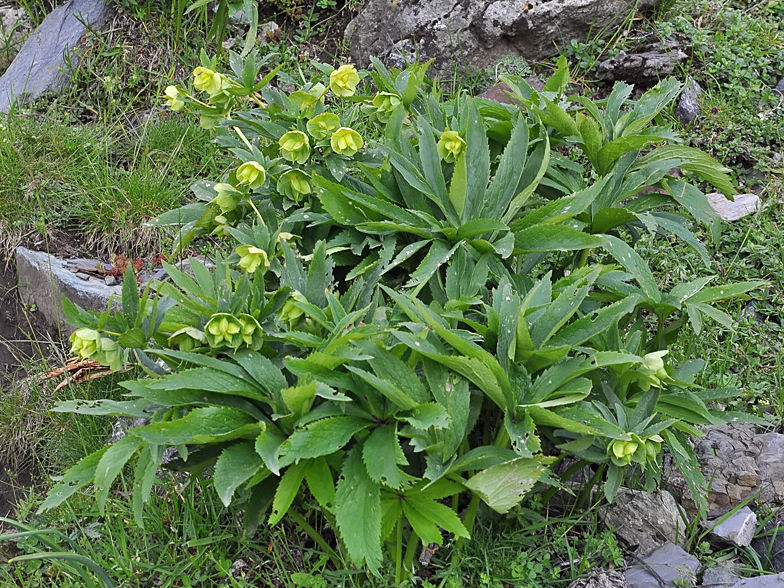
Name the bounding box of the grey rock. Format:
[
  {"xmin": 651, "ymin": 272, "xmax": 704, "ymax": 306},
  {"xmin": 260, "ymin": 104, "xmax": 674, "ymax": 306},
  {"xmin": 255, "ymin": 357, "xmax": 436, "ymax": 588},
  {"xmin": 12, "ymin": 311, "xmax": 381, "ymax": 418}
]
[
  {"xmin": 702, "ymin": 565, "xmax": 740, "ymax": 587},
  {"xmin": 675, "ymin": 78, "xmax": 703, "ymax": 127},
  {"xmin": 104, "ymin": 275, "xmax": 118, "ymax": 286},
  {"xmin": 602, "ymin": 489, "xmax": 684, "ymax": 556},
  {"xmin": 345, "ymin": 0, "xmax": 661, "ymax": 78},
  {"xmin": 707, "ymin": 507, "xmax": 757, "ymax": 547},
  {"xmin": 0, "ymin": 6, "xmax": 34, "ymax": 69},
  {"xmin": 706, "ymin": 193, "xmax": 761, "ymax": 221},
  {"xmin": 665, "ymin": 424, "xmax": 784, "ymax": 518},
  {"xmin": 0, "ymin": 0, "xmax": 112, "ymax": 113},
  {"xmin": 75, "ymin": 272, "xmax": 91, "ymax": 281},
  {"xmin": 258, "ymin": 21, "xmax": 280, "ymax": 46},
  {"xmin": 773, "ymin": 78, "xmax": 784, "ymax": 97},
  {"xmin": 568, "ymin": 571, "xmax": 627, "ymax": 587},
  {"xmin": 730, "ymin": 574, "xmax": 784, "ymax": 588},
  {"xmin": 753, "ymin": 518, "xmax": 784, "ymax": 573},
  {"xmin": 625, "ymin": 542, "xmax": 700, "ymax": 587},
  {"xmin": 597, "ymin": 47, "xmax": 688, "ymax": 84},
  {"xmin": 15, "ymin": 247, "xmax": 122, "ymax": 335}
]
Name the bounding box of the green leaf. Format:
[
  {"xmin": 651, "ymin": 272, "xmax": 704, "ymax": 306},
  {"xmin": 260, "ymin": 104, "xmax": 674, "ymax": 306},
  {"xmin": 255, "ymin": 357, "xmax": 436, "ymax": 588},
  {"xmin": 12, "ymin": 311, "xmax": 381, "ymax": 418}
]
[
  {"xmin": 530, "ymin": 274, "xmax": 594, "ymax": 348},
  {"xmin": 407, "ymin": 496, "xmax": 470, "ymax": 540},
  {"xmin": 685, "ymin": 281, "xmax": 765, "ymax": 304},
  {"xmin": 145, "ymin": 367, "xmax": 268, "ymax": 402},
  {"xmin": 336, "ymin": 447, "xmax": 383, "ymax": 575},
  {"xmin": 662, "ymin": 429, "xmax": 707, "ymax": 513},
  {"xmin": 118, "ymin": 327, "xmax": 147, "ymax": 349},
  {"xmin": 133, "ymin": 443, "xmax": 161, "ymax": 528},
  {"xmin": 601, "ymin": 235, "xmax": 661, "ymax": 302},
  {"xmin": 462, "ymin": 99, "xmax": 491, "ymax": 222},
  {"xmin": 305, "ymin": 457, "xmax": 336, "ymax": 511},
  {"xmin": 505, "ymin": 411, "xmax": 540, "ymax": 457},
  {"xmin": 405, "ymin": 241, "xmax": 459, "ymax": 289},
  {"xmin": 449, "ymin": 447, "xmax": 520, "ymax": 473},
  {"xmin": 515, "ymin": 225, "xmax": 603, "ymax": 253},
  {"xmin": 122, "ymin": 263, "xmax": 140, "ymax": 324},
  {"xmin": 545, "ymin": 295, "xmax": 641, "ymax": 350},
  {"xmin": 604, "ymin": 463, "xmax": 624, "ymax": 502},
  {"xmin": 94, "ymin": 435, "xmax": 144, "ymax": 514},
  {"xmin": 269, "ymin": 461, "xmax": 308, "ymax": 525},
  {"xmin": 281, "ymin": 381, "xmax": 317, "ymax": 417},
  {"xmin": 363, "ymin": 425, "xmax": 413, "ymax": 489},
  {"xmin": 214, "ymin": 442, "xmax": 265, "ymax": 506},
  {"xmin": 464, "ymin": 457, "xmax": 552, "ymax": 513},
  {"xmin": 133, "ymin": 407, "xmax": 260, "ymax": 445},
  {"xmin": 38, "ymin": 448, "xmax": 109, "ymax": 512},
  {"xmin": 399, "ymin": 403, "xmax": 450, "ymax": 430},
  {"xmin": 401, "ymin": 499, "xmax": 441, "ymax": 545},
  {"xmin": 362, "ymin": 342, "xmax": 430, "ymax": 404},
  {"xmin": 52, "ymin": 398, "xmax": 150, "ymax": 419},
  {"xmin": 280, "ymin": 416, "xmax": 371, "ymax": 462},
  {"xmin": 255, "ymin": 429, "xmax": 285, "ymax": 476},
  {"xmin": 482, "ymin": 113, "xmax": 529, "ymax": 219},
  {"xmin": 347, "ymin": 366, "xmax": 419, "ymax": 411}
]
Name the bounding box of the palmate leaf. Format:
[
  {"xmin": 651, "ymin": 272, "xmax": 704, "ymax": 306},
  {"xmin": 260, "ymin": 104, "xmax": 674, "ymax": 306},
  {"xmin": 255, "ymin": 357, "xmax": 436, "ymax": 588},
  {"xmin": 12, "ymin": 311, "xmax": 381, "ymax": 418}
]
[
  {"xmin": 464, "ymin": 456, "xmax": 553, "ymax": 514},
  {"xmin": 336, "ymin": 446, "xmax": 383, "ymax": 575},
  {"xmin": 402, "ymin": 496, "xmax": 470, "ymax": 546},
  {"xmin": 601, "ymin": 235, "xmax": 661, "ymax": 302}
]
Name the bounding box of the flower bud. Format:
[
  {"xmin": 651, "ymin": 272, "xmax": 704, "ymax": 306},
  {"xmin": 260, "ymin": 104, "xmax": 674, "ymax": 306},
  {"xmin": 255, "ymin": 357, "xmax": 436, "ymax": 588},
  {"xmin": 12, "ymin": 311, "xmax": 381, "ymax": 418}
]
[
  {"xmin": 330, "ymin": 127, "xmax": 363, "ymax": 157},
  {"xmin": 306, "ymin": 112, "xmax": 341, "ymax": 140},
  {"xmin": 279, "ymin": 131, "xmax": 311, "ymax": 164},
  {"xmin": 371, "ymin": 92, "xmax": 401, "ymax": 123},
  {"xmin": 437, "ymin": 130, "xmax": 466, "ymax": 163},
  {"xmin": 237, "ymin": 313, "xmax": 263, "ymax": 350},
  {"xmin": 643, "ymin": 350, "xmax": 669, "ymax": 381},
  {"xmin": 289, "ymin": 91, "xmax": 318, "ymax": 116},
  {"xmin": 236, "ymin": 245, "xmax": 269, "ymax": 274},
  {"xmin": 329, "ymin": 64, "xmax": 360, "ymax": 97},
  {"xmin": 279, "ymin": 290, "xmax": 308, "ymax": 327},
  {"xmin": 168, "ymin": 327, "xmax": 207, "ymax": 352},
  {"xmin": 236, "ymin": 161, "xmax": 267, "ymax": 190},
  {"xmin": 164, "ymin": 86, "xmax": 185, "ymax": 112}
]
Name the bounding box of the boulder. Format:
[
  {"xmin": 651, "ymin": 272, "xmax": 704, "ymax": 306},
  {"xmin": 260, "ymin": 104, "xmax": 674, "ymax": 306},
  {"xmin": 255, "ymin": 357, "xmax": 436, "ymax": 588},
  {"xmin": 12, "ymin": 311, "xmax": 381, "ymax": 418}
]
[
  {"xmin": 625, "ymin": 542, "xmax": 700, "ymax": 587},
  {"xmin": 753, "ymin": 517, "xmax": 784, "ymax": 573},
  {"xmin": 706, "ymin": 193, "xmax": 761, "ymax": 222},
  {"xmin": 596, "ymin": 43, "xmax": 688, "ymax": 85},
  {"xmin": 0, "ymin": 0, "xmax": 112, "ymax": 113},
  {"xmin": 602, "ymin": 489, "xmax": 684, "ymax": 556},
  {"xmin": 729, "ymin": 574, "xmax": 784, "ymax": 588},
  {"xmin": 674, "ymin": 77, "xmax": 703, "ymax": 127},
  {"xmin": 345, "ymin": 0, "xmax": 660, "ymax": 78},
  {"xmin": 701, "ymin": 565, "xmax": 741, "ymax": 587},
  {"xmin": 707, "ymin": 506, "xmax": 757, "ymax": 547}
]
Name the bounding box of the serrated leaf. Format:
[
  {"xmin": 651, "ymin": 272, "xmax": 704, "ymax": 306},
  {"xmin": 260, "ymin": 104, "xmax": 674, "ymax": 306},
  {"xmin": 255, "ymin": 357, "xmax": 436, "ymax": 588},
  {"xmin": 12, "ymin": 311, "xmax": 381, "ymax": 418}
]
[
  {"xmin": 94, "ymin": 435, "xmax": 144, "ymax": 514},
  {"xmin": 407, "ymin": 495, "xmax": 470, "ymax": 540},
  {"xmin": 145, "ymin": 367, "xmax": 268, "ymax": 402},
  {"xmin": 336, "ymin": 447, "xmax": 383, "ymax": 574},
  {"xmin": 280, "ymin": 416, "xmax": 371, "ymax": 462},
  {"xmin": 305, "ymin": 456, "xmax": 336, "ymax": 511},
  {"xmin": 399, "ymin": 403, "xmax": 450, "ymax": 430},
  {"xmin": 464, "ymin": 457, "xmax": 552, "ymax": 513},
  {"xmin": 602, "ymin": 235, "xmax": 661, "ymax": 302},
  {"xmin": 405, "ymin": 241, "xmax": 459, "ymax": 289},
  {"xmin": 133, "ymin": 407, "xmax": 260, "ymax": 445},
  {"xmin": 363, "ymin": 425, "xmax": 413, "ymax": 489},
  {"xmin": 214, "ymin": 442, "xmax": 265, "ymax": 506},
  {"xmin": 38, "ymin": 447, "xmax": 109, "ymax": 513},
  {"xmin": 515, "ymin": 224, "xmax": 604, "ymax": 253},
  {"xmin": 269, "ymin": 461, "xmax": 308, "ymax": 525}
]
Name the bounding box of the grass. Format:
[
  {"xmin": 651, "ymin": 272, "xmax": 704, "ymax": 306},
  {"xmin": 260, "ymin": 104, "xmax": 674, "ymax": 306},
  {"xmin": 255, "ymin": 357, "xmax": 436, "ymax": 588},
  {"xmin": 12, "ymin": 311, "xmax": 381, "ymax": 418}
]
[{"xmin": 0, "ymin": 0, "xmax": 783, "ymax": 585}]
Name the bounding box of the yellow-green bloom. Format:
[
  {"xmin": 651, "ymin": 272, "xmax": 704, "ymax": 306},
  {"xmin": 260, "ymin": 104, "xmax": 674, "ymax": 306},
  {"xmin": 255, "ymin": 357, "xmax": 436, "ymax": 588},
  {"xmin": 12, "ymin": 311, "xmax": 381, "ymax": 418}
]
[
  {"xmin": 330, "ymin": 127, "xmax": 363, "ymax": 157},
  {"xmin": 211, "ymin": 214, "xmax": 230, "ymax": 237},
  {"xmin": 236, "ymin": 161, "xmax": 267, "ymax": 190},
  {"xmin": 168, "ymin": 327, "xmax": 207, "ymax": 352},
  {"xmin": 237, "ymin": 313, "xmax": 263, "ymax": 350},
  {"xmin": 199, "ymin": 113, "xmax": 222, "ymax": 130},
  {"xmin": 70, "ymin": 328, "xmax": 100, "ymax": 359},
  {"xmin": 371, "ymin": 92, "xmax": 401, "ymax": 123},
  {"xmin": 306, "ymin": 112, "xmax": 341, "ymax": 140},
  {"xmin": 205, "ymin": 313, "xmax": 243, "ymax": 349},
  {"xmin": 609, "ymin": 439, "xmax": 639, "ymax": 467},
  {"xmin": 212, "ymin": 183, "xmax": 242, "ymax": 213},
  {"xmin": 277, "ymin": 170, "xmax": 312, "ymax": 202},
  {"xmin": 643, "ymin": 350, "xmax": 669, "ymax": 380},
  {"xmin": 96, "ymin": 337, "xmax": 123, "ymax": 372},
  {"xmin": 193, "ymin": 66, "xmax": 227, "ymax": 97},
  {"xmin": 164, "ymin": 85, "xmax": 184, "ymax": 111},
  {"xmin": 437, "ymin": 130, "xmax": 466, "ymax": 163},
  {"xmin": 329, "ymin": 64, "xmax": 360, "ymax": 97},
  {"xmin": 289, "ymin": 91, "xmax": 318, "ymax": 115},
  {"xmin": 645, "ymin": 436, "xmax": 663, "ymax": 462},
  {"xmin": 279, "ymin": 290, "xmax": 308, "ymax": 327},
  {"xmin": 279, "ymin": 131, "xmax": 311, "ymax": 164},
  {"xmin": 236, "ymin": 245, "xmax": 269, "ymax": 274}
]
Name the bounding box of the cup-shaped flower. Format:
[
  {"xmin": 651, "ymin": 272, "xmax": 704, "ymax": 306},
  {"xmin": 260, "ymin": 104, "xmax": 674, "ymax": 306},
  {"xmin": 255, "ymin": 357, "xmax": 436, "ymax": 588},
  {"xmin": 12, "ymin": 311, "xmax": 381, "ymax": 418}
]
[
  {"xmin": 330, "ymin": 127, "xmax": 363, "ymax": 157},
  {"xmin": 70, "ymin": 328, "xmax": 100, "ymax": 360},
  {"xmin": 289, "ymin": 91, "xmax": 318, "ymax": 116},
  {"xmin": 279, "ymin": 290, "xmax": 308, "ymax": 327},
  {"xmin": 237, "ymin": 313, "xmax": 263, "ymax": 350},
  {"xmin": 372, "ymin": 92, "xmax": 401, "ymax": 123},
  {"xmin": 211, "ymin": 215, "xmax": 230, "ymax": 237},
  {"xmin": 609, "ymin": 439, "xmax": 638, "ymax": 467},
  {"xmin": 329, "ymin": 64, "xmax": 360, "ymax": 97},
  {"xmin": 277, "ymin": 170, "xmax": 312, "ymax": 202},
  {"xmin": 168, "ymin": 327, "xmax": 207, "ymax": 352},
  {"xmin": 212, "ymin": 183, "xmax": 242, "ymax": 213},
  {"xmin": 642, "ymin": 350, "xmax": 669, "ymax": 381},
  {"xmin": 437, "ymin": 130, "xmax": 467, "ymax": 163},
  {"xmin": 193, "ymin": 66, "xmax": 227, "ymax": 97},
  {"xmin": 306, "ymin": 112, "xmax": 341, "ymax": 140},
  {"xmin": 205, "ymin": 313, "xmax": 243, "ymax": 349},
  {"xmin": 645, "ymin": 435, "xmax": 663, "ymax": 462},
  {"xmin": 279, "ymin": 131, "xmax": 311, "ymax": 164},
  {"xmin": 236, "ymin": 161, "xmax": 267, "ymax": 190},
  {"xmin": 96, "ymin": 337, "xmax": 123, "ymax": 372},
  {"xmin": 164, "ymin": 86, "xmax": 185, "ymax": 112},
  {"xmin": 236, "ymin": 245, "xmax": 269, "ymax": 274}
]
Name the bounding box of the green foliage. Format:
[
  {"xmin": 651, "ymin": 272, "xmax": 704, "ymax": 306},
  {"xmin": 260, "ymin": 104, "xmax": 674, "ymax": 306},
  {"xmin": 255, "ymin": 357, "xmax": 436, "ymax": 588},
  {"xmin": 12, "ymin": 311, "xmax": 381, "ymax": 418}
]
[{"xmin": 42, "ymin": 55, "xmax": 765, "ymax": 582}]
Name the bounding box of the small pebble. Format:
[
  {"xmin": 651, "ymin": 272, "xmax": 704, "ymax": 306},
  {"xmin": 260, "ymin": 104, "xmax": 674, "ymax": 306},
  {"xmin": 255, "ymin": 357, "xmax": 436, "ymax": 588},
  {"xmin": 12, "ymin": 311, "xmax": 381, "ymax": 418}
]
[
  {"xmin": 105, "ymin": 275, "xmax": 118, "ymax": 286},
  {"xmin": 75, "ymin": 272, "xmax": 91, "ymax": 281}
]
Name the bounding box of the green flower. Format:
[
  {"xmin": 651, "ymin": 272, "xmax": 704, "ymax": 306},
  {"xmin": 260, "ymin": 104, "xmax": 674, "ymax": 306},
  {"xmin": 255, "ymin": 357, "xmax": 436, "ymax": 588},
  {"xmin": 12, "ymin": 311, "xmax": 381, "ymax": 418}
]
[
  {"xmin": 212, "ymin": 183, "xmax": 242, "ymax": 213},
  {"xmin": 164, "ymin": 85, "xmax": 184, "ymax": 111},
  {"xmin": 437, "ymin": 130, "xmax": 466, "ymax": 163},
  {"xmin": 211, "ymin": 215, "xmax": 230, "ymax": 237},
  {"xmin": 279, "ymin": 290, "xmax": 308, "ymax": 327},
  {"xmin": 289, "ymin": 91, "xmax": 318, "ymax": 116},
  {"xmin": 371, "ymin": 92, "xmax": 401, "ymax": 123},
  {"xmin": 329, "ymin": 64, "xmax": 360, "ymax": 97},
  {"xmin": 205, "ymin": 313, "xmax": 243, "ymax": 349},
  {"xmin": 645, "ymin": 436, "xmax": 663, "ymax": 462},
  {"xmin": 609, "ymin": 439, "xmax": 638, "ymax": 467},
  {"xmin": 193, "ymin": 66, "xmax": 228, "ymax": 97},
  {"xmin": 70, "ymin": 328, "xmax": 100, "ymax": 359},
  {"xmin": 96, "ymin": 337, "xmax": 123, "ymax": 372},
  {"xmin": 330, "ymin": 127, "xmax": 364, "ymax": 157},
  {"xmin": 277, "ymin": 170, "xmax": 312, "ymax": 202},
  {"xmin": 236, "ymin": 245, "xmax": 269, "ymax": 274},
  {"xmin": 306, "ymin": 112, "xmax": 341, "ymax": 140},
  {"xmin": 168, "ymin": 327, "xmax": 207, "ymax": 352},
  {"xmin": 237, "ymin": 313, "xmax": 263, "ymax": 350},
  {"xmin": 236, "ymin": 161, "xmax": 267, "ymax": 190},
  {"xmin": 279, "ymin": 131, "xmax": 311, "ymax": 164},
  {"xmin": 643, "ymin": 350, "xmax": 669, "ymax": 380},
  {"xmin": 199, "ymin": 113, "xmax": 222, "ymax": 130}
]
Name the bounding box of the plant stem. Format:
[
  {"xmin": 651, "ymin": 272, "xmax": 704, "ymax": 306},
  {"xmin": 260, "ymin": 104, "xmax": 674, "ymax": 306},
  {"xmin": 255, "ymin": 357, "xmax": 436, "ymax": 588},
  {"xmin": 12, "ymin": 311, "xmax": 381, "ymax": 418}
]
[
  {"xmin": 577, "ymin": 462, "xmax": 606, "ymax": 510},
  {"xmin": 402, "ymin": 529, "xmax": 420, "ymax": 577},
  {"xmin": 287, "ymin": 510, "xmax": 341, "ymax": 567},
  {"xmin": 395, "ymin": 518, "xmax": 403, "ymax": 585}
]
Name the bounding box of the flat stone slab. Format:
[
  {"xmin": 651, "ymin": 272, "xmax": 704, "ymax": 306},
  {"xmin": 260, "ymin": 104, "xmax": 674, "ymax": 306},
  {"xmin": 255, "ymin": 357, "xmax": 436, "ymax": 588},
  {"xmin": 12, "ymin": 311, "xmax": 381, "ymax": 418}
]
[
  {"xmin": 15, "ymin": 247, "xmax": 121, "ymax": 336},
  {"xmin": 706, "ymin": 193, "xmax": 761, "ymax": 222},
  {"xmin": 708, "ymin": 507, "xmax": 757, "ymax": 547},
  {"xmin": 730, "ymin": 574, "xmax": 784, "ymax": 588},
  {"xmin": 0, "ymin": 0, "xmax": 111, "ymax": 113},
  {"xmin": 626, "ymin": 542, "xmax": 700, "ymax": 587},
  {"xmin": 602, "ymin": 488, "xmax": 684, "ymax": 556}
]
